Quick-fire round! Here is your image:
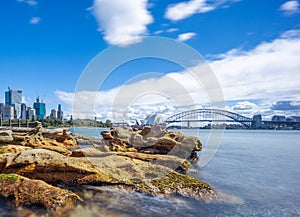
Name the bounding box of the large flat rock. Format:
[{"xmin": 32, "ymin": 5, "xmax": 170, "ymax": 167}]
[{"xmin": 0, "ymin": 149, "xmax": 216, "ymax": 201}]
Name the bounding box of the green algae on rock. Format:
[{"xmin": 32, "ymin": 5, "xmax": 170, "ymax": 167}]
[
  {"xmin": 0, "ymin": 173, "xmax": 19, "ymax": 182},
  {"xmin": 135, "ymin": 172, "xmax": 216, "ymax": 201}
]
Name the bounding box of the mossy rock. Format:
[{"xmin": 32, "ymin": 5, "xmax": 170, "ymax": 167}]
[
  {"xmin": 136, "ymin": 172, "xmax": 216, "ymax": 200},
  {"xmin": 176, "ymin": 160, "xmax": 190, "ymax": 173},
  {"xmin": 0, "ymin": 173, "xmax": 82, "ymax": 211},
  {"xmin": 0, "ymin": 174, "xmax": 19, "ymax": 182}
]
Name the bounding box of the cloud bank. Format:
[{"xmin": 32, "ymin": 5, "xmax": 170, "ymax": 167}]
[
  {"xmin": 210, "ymin": 30, "xmax": 300, "ymax": 102},
  {"xmin": 56, "ymin": 29, "xmax": 300, "ymax": 121}
]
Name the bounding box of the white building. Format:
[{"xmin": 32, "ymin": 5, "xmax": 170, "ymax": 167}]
[
  {"xmin": 27, "ymin": 108, "xmax": 36, "ymax": 120},
  {"xmin": 145, "ymin": 113, "xmax": 165, "ymax": 126}
]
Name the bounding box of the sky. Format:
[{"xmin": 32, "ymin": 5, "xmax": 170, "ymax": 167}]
[{"xmin": 0, "ymin": 0, "xmax": 300, "ymax": 121}]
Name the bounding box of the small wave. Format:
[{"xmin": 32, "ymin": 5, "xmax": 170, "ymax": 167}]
[{"xmin": 206, "ymin": 191, "xmax": 245, "ymax": 205}]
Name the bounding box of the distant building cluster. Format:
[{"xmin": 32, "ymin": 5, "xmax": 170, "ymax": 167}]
[
  {"xmin": 0, "ymin": 87, "xmax": 63, "ymax": 121},
  {"xmin": 251, "ymin": 114, "xmax": 300, "ymax": 129},
  {"xmin": 49, "ymin": 104, "xmax": 63, "ymax": 120}
]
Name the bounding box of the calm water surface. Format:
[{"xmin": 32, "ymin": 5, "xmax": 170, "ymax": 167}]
[{"xmin": 1, "ymin": 129, "xmax": 299, "ymax": 216}]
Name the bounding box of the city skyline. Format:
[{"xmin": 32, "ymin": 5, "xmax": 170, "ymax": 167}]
[
  {"xmin": 0, "ymin": 87, "xmax": 63, "ymax": 121},
  {"xmin": 0, "ymin": 0, "xmax": 300, "ymax": 121},
  {"xmin": 0, "ymin": 86, "xmax": 299, "ymax": 123}
]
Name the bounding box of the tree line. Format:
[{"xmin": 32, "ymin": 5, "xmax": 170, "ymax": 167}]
[{"xmin": 40, "ymin": 118, "xmax": 112, "ymax": 128}]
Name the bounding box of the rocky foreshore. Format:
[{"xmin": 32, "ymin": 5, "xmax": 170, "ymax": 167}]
[{"xmin": 0, "ymin": 123, "xmax": 217, "ymax": 215}]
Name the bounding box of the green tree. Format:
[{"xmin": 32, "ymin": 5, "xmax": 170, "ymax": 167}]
[{"xmin": 105, "ymin": 119, "xmax": 112, "ymax": 128}]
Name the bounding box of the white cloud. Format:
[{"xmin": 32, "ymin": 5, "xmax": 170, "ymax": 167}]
[
  {"xmin": 232, "ymin": 101, "xmax": 258, "ymax": 111},
  {"xmin": 166, "ymin": 28, "xmax": 179, "ymax": 33},
  {"xmin": 280, "ymin": 1, "xmax": 299, "ymax": 15},
  {"xmin": 17, "ymin": 0, "xmax": 38, "ymax": 6},
  {"xmin": 177, "ymin": 32, "xmax": 196, "ymax": 42},
  {"xmin": 92, "ymin": 0, "xmax": 153, "ymax": 45},
  {"xmin": 280, "ymin": 29, "xmax": 300, "ymax": 39},
  {"xmin": 56, "ymin": 29, "xmax": 300, "ymax": 120},
  {"xmin": 165, "ymin": 0, "xmax": 215, "ymax": 21},
  {"xmin": 153, "ymin": 30, "xmax": 164, "ymax": 35},
  {"xmin": 165, "ymin": 0, "xmax": 241, "ymax": 21},
  {"xmin": 153, "ymin": 28, "xmax": 179, "ymax": 35},
  {"xmin": 29, "ymin": 17, "xmax": 41, "ymax": 24}
]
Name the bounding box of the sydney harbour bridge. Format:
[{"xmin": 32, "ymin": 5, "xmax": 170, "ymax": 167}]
[
  {"xmin": 165, "ymin": 109, "xmax": 254, "ymax": 128},
  {"xmin": 164, "ymin": 108, "xmax": 300, "ymax": 129}
]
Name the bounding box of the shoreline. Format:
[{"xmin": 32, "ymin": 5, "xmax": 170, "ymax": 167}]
[{"xmin": 0, "ymin": 125, "xmax": 216, "ymax": 215}]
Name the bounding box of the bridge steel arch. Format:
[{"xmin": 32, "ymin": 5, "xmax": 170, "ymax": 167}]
[{"xmin": 165, "ymin": 109, "xmax": 253, "ymax": 128}]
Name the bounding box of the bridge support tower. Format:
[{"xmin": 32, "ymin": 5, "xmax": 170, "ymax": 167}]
[{"xmin": 252, "ymin": 115, "xmax": 262, "ymax": 129}]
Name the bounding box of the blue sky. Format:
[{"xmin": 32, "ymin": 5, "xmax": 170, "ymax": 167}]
[{"xmin": 0, "ymin": 0, "xmax": 300, "ymax": 121}]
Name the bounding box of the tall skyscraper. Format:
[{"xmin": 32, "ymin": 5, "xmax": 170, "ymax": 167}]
[
  {"xmin": 57, "ymin": 104, "xmax": 63, "ymax": 120},
  {"xmin": 33, "ymin": 97, "xmax": 46, "ymax": 120},
  {"xmin": 0, "ymin": 103, "xmax": 4, "ymax": 119},
  {"xmin": 21, "ymin": 103, "xmax": 27, "ymax": 120},
  {"xmin": 5, "ymin": 87, "xmax": 22, "ymax": 119},
  {"xmin": 50, "ymin": 109, "xmax": 57, "ymax": 119},
  {"xmin": 26, "ymin": 107, "xmax": 36, "ymax": 120}
]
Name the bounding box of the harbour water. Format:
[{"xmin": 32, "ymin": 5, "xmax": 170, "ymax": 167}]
[
  {"xmin": 70, "ymin": 128, "xmax": 300, "ymax": 217},
  {"xmin": 1, "ymin": 129, "xmax": 300, "ymax": 216}
]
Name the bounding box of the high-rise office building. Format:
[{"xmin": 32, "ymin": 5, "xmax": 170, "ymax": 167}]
[
  {"xmin": 27, "ymin": 107, "xmax": 36, "ymax": 120},
  {"xmin": 50, "ymin": 109, "xmax": 57, "ymax": 119},
  {"xmin": 33, "ymin": 97, "xmax": 46, "ymax": 120},
  {"xmin": 0, "ymin": 103, "xmax": 4, "ymax": 119},
  {"xmin": 21, "ymin": 103, "xmax": 27, "ymax": 120},
  {"xmin": 5, "ymin": 87, "xmax": 22, "ymax": 119},
  {"xmin": 57, "ymin": 104, "xmax": 63, "ymax": 120},
  {"xmin": 3, "ymin": 105, "xmax": 14, "ymax": 120}
]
